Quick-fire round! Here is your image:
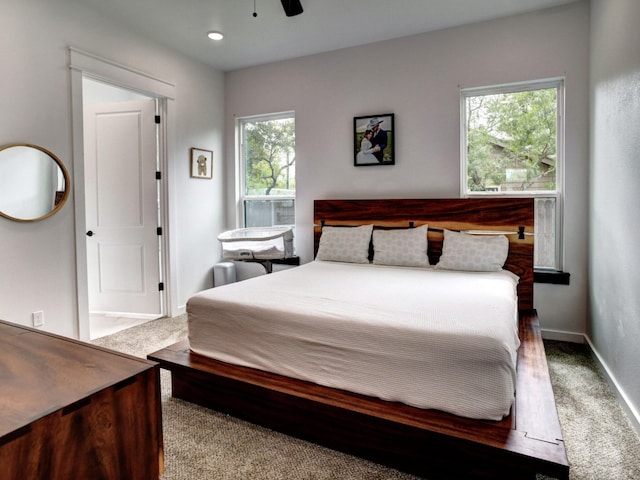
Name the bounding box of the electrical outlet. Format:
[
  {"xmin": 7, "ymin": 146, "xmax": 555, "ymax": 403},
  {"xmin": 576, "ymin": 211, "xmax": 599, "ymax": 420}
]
[{"xmin": 32, "ymin": 311, "xmax": 44, "ymax": 327}]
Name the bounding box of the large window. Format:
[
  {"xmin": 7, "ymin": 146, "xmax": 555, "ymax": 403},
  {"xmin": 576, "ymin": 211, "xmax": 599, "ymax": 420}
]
[
  {"xmin": 461, "ymin": 78, "xmax": 564, "ymax": 270},
  {"xmin": 238, "ymin": 112, "xmax": 295, "ymax": 228}
]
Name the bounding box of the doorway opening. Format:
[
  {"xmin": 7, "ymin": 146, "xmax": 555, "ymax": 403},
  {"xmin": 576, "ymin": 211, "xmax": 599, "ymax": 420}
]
[{"xmin": 82, "ymin": 78, "xmax": 165, "ymax": 339}]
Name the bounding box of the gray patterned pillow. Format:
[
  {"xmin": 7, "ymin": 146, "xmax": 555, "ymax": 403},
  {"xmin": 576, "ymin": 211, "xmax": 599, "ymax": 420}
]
[
  {"xmin": 316, "ymin": 225, "xmax": 373, "ymax": 264},
  {"xmin": 372, "ymin": 225, "xmax": 430, "ymax": 267},
  {"xmin": 436, "ymin": 229, "xmax": 508, "ymax": 271}
]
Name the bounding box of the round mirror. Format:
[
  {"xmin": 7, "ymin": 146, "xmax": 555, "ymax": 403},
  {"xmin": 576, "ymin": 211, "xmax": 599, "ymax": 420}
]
[{"xmin": 0, "ymin": 144, "xmax": 70, "ymax": 222}]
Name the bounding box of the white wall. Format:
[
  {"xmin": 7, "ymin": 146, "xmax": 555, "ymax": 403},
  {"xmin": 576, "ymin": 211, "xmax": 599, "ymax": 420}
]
[
  {"xmin": 225, "ymin": 1, "xmax": 590, "ymax": 338},
  {"xmin": 0, "ymin": 0, "xmax": 225, "ymax": 337},
  {"xmin": 590, "ymin": 0, "xmax": 640, "ymax": 430}
]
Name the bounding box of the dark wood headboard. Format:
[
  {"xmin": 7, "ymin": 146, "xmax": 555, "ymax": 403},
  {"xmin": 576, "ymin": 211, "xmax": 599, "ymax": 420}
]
[{"xmin": 313, "ymin": 198, "xmax": 534, "ymax": 311}]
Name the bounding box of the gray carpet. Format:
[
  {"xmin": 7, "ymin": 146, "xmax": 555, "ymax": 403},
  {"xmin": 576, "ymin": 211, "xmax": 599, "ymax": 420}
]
[{"xmin": 93, "ymin": 315, "xmax": 640, "ymax": 479}]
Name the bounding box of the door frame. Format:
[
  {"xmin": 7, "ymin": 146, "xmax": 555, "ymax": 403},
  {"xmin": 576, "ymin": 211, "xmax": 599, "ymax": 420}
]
[{"xmin": 69, "ymin": 47, "xmax": 179, "ymax": 341}]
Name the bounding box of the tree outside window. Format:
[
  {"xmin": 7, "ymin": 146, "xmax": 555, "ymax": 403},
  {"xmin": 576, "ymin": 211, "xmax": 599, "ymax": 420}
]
[{"xmin": 466, "ymin": 88, "xmax": 557, "ymax": 193}]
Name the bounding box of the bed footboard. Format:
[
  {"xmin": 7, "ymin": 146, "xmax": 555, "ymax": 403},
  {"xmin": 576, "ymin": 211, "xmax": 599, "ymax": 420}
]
[{"xmin": 148, "ymin": 310, "xmax": 568, "ymax": 480}]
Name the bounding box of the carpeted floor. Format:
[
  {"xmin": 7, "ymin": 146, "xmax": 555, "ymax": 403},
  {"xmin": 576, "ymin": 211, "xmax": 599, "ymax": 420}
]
[{"xmin": 93, "ymin": 315, "xmax": 640, "ymax": 480}]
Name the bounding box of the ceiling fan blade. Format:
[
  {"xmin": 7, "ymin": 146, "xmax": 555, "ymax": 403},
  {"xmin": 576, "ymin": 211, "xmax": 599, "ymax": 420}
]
[{"xmin": 281, "ymin": 0, "xmax": 303, "ymax": 17}]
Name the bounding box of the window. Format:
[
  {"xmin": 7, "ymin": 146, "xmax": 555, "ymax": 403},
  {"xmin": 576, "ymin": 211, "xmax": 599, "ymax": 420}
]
[
  {"xmin": 238, "ymin": 112, "xmax": 295, "ymax": 228},
  {"xmin": 461, "ymin": 78, "xmax": 564, "ymax": 270}
]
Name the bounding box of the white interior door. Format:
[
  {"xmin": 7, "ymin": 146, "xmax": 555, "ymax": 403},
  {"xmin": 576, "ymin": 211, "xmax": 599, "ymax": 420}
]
[{"xmin": 84, "ymin": 99, "xmax": 161, "ymax": 316}]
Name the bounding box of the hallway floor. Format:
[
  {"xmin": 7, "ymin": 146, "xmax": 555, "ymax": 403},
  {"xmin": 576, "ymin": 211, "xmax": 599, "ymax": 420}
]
[{"xmin": 90, "ymin": 314, "xmax": 159, "ymax": 340}]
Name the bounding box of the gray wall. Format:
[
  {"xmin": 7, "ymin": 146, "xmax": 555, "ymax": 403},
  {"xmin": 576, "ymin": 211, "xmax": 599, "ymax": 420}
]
[
  {"xmin": 0, "ymin": 0, "xmax": 225, "ymax": 337},
  {"xmin": 589, "ymin": 0, "xmax": 640, "ymax": 430},
  {"xmin": 225, "ymin": 2, "xmax": 591, "ymax": 341}
]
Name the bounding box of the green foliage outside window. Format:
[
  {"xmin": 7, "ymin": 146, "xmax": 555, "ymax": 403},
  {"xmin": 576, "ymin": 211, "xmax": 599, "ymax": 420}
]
[
  {"xmin": 244, "ymin": 118, "xmax": 295, "ymax": 196},
  {"xmin": 466, "ymin": 88, "xmax": 557, "ymax": 193}
]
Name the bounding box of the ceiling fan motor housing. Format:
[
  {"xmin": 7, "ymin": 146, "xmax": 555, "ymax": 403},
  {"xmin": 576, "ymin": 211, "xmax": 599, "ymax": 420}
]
[{"xmin": 281, "ymin": 0, "xmax": 303, "ymax": 17}]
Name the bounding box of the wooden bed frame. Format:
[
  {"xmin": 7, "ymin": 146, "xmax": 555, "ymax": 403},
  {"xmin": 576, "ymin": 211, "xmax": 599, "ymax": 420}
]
[{"xmin": 149, "ymin": 198, "xmax": 569, "ymax": 480}]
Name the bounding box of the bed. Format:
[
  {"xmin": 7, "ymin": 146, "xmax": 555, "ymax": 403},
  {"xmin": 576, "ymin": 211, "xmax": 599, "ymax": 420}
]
[{"xmin": 148, "ymin": 198, "xmax": 569, "ymax": 480}]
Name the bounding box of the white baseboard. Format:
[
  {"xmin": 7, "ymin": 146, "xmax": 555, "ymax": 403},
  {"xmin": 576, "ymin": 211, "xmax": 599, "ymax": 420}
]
[
  {"xmin": 90, "ymin": 311, "xmax": 162, "ymax": 320},
  {"xmin": 541, "ymin": 328, "xmax": 585, "ymax": 344},
  {"xmin": 584, "ymin": 335, "xmax": 640, "ymax": 438}
]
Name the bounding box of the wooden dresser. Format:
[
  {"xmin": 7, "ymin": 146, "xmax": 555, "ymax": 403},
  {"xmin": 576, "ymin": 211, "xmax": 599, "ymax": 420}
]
[{"xmin": 0, "ymin": 319, "xmax": 163, "ymax": 480}]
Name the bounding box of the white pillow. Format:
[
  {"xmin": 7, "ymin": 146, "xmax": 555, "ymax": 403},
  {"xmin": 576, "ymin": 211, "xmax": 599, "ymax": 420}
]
[
  {"xmin": 316, "ymin": 224, "xmax": 373, "ymax": 264},
  {"xmin": 436, "ymin": 229, "xmax": 508, "ymax": 272},
  {"xmin": 372, "ymin": 225, "xmax": 430, "ymax": 267}
]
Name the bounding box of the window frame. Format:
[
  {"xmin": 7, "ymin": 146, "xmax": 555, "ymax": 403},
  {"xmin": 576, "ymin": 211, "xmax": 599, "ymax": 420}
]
[
  {"xmin": 236, "ymin": 111, "xmax": 296, "ymax": 229},
  {"xmin": 459, "ymin": 77, "xmax": 565, "ymax": 271}
]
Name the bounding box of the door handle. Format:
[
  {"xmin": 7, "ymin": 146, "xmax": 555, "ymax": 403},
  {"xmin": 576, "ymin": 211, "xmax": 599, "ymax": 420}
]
[{"xmin": 86, "ymin": 230, "xmax": 94, "ymax": 237}]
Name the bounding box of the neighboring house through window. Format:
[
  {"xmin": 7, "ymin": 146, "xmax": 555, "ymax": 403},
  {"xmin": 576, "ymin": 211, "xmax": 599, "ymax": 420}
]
[
  {"xmin": 460, "ymin": 78, "xmax": 564, "ymax": 270},
  {"xmin": 237, "ymin": 112, "xmax": 296, "ymax": 229}
]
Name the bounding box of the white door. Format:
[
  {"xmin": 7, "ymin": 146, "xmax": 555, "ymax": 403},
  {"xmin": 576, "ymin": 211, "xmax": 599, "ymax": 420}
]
[{"xmin": 84, "ymin": 99, "xmax": 161, "ymax": 316}]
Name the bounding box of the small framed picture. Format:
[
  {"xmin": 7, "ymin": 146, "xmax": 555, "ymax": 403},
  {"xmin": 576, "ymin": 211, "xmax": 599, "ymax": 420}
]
[
  {"xmin": 190, "ymin": 147, "xmax": 213, "ymax": 179},
  {"xmin": 353, "ymin": 113, "xmax": 394, "ymax": 166}
]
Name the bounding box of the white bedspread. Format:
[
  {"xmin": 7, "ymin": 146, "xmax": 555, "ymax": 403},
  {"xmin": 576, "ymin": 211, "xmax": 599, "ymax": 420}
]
[{"xmin": 187, "ymin": 261, "xmax": 520, "ymax": 420}]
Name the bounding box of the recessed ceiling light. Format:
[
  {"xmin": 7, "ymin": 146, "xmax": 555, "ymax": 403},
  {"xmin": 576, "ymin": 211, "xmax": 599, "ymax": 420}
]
[{"xmin": 207, "ymin": 31, "xmax": 224, "ymax": 41}]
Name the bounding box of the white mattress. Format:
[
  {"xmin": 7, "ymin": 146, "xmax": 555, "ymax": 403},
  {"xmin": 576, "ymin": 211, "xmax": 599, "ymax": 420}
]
[{"xmin": 187, "ymin": 260, "xmax": 521, "ymax": 420}]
